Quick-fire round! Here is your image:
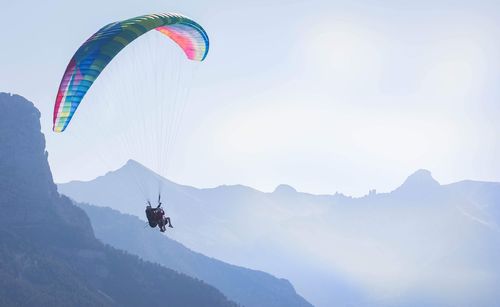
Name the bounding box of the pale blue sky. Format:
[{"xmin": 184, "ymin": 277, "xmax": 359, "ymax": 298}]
[{"xmin": 1, "ymin": 0, "xmax": 499, "ymax": 195}]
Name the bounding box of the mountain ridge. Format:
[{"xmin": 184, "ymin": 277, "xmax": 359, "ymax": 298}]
[
  {"xmin": 0, "ymin": 92, "xmax": 236, "ymax": 307},
  {"xmin": 75, "ymin": 201, "xmax": 313, "ymax": 307},
  {"xmin": 59, "ymin": 157, "xmax": 500, "ymax": 307},
  {"xmin": 61, "ymin": 159, "xmax": 485, "ymax": 199}
]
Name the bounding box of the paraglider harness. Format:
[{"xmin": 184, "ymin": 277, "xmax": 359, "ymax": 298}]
[{"xmin": 145, "ymin": 194, "xmax": 173, "ymax": 232}]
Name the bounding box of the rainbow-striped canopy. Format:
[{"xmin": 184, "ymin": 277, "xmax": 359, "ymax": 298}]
[{"xmin": 53, "ymin": 13, "xmax": 209, "ymax": 132}]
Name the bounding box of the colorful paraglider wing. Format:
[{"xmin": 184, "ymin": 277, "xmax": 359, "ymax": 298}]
[
  {"xmin": 53, "ymin": 13, "xmax": 209, "ymax": 132},
  {"xmin": 155, "ymin": 23, "xmax": 208, "ymax": 61}
]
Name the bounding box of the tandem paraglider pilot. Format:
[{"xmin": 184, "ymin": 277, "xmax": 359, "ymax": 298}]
[{"xmin": 145, "ymin": 197, "xmax": 173, "ymax": 232}]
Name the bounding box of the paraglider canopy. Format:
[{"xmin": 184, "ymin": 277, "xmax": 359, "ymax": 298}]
[{"xmin": 53, "ymin": 13, "xmax": 209, "ymax": 133}]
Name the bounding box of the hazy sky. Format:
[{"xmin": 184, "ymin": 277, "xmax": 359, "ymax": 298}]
[{"xmin": 1, "ymin": 0, "xmax": 499, "ymax": 196}]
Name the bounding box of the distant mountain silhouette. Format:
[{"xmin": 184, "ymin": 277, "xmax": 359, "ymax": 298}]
[
  {"xmin": 273, "ymin": 184, "xmax": 298, "ymax": 195},
  {"xmin": 397, "ymin": 169, "xmax": 439, "ymax": 190},
  {"xmin": 391, "ymin": 169, "xmax": 441, "ymax": 201},
  {"xmin": 59, "ymin": 155, "xmax": 500, "ymax": 306},
  {"xmin": 0, "ymin": 93, "xmax": 236, "ymax": 307},
  {"xmin": 76, "ymin": 202, "xmax": 312, "ymax": 307}
]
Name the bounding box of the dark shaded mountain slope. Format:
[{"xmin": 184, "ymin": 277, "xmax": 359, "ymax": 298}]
[
  {"xmin": 0, "ymin": 93, "xmax": 235, "ymax": 307},
  {"xmin": 76, "ymin": 202, "xmax": 312, "ymax": 307}
]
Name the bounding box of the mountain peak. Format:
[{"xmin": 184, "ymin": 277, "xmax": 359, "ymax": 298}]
[
  {"xmin": 273, "ymin": 184, "xmax": 297, "ymax": 194},
  {"xmin": 407, "ymin": 169, "xmax": 437, "ymax": 182},
  {"xmin": 396, "ymin": 169, "xmax": 440, "ymax": 193},
  {"xmin": 124, "ymin": 159, "xmax": 143, "ymax": 168},
  {"xmin": 119, "ymin": 159, "xmax": 156, "ymax": 176}
]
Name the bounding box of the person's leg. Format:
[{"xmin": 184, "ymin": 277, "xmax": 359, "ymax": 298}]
[
  {"xmin": 159, "ymin": 218, "xmax": 166, "ymax": 231},
  {"xmin": 166, "ymin": 217, "xmax": 173, "ymax": 228}
]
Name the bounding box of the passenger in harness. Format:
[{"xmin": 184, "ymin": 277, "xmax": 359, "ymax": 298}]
[{"xmin": 145, "ymin": 195, "xmax": 173, "ymax": 232}]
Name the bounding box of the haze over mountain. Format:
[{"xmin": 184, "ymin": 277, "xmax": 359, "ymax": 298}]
[
  {"xmin": 0, "ymin": 93, "xmax": 236, "ymax": 307},
  {"xmin": 76, "ymin": 202, "xmax": 311, "ymax": 307},
  {"xmin": 60, "ymin": 157, "xmax": 500, "ymax": 307}
]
